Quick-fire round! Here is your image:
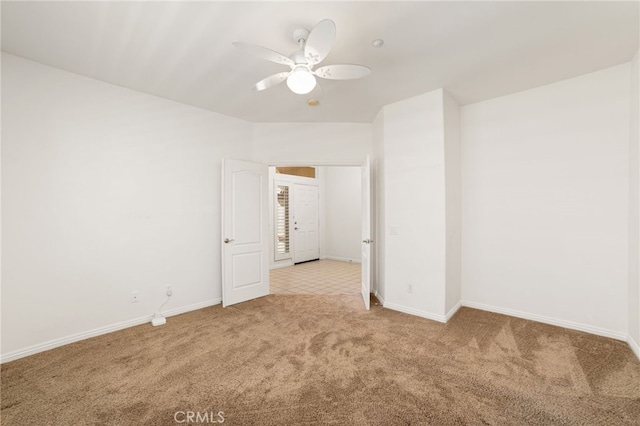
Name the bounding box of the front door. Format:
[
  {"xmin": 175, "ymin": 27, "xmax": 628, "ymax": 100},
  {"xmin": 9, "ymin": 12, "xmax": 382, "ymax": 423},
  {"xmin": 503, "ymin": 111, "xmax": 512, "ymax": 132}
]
[
  {"xmin": 222, "ymin": 159, "xmax": 269, "ymax": 307},
  {"xmin": 293, "ymin": 183, "xmax": 320, "ymax": 264}
]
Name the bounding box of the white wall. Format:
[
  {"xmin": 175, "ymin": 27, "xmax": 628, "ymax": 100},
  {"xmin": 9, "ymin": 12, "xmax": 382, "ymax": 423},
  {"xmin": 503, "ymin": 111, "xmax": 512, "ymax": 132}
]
[
  {"xmin": 461, "ymin": 63, "xmax": 631, "ymax": 339},
  {"xmin": 444, "ymin": 92, "xmax": 462, "ymax": 316},
  {"xmin": 1, "ymin": 54, "xmax": 252, "ymax": 359},
  {"xmin": 251, "ymin": 123, "xmax": 372, "ymax": 165},
  {"xmin": 381, "ymin": 89, "xmax": 448, "ymax": 319},
  {"xmin": 629, "ymin": 50, "xmax": 640, "ymax": 355},
  {"xmin": 4, "ymin": 50, "xmax": 636, "ymax": 363},
  {"xmin": 320, "ymin": 166, "xmax": 361, "ymax": 262}
]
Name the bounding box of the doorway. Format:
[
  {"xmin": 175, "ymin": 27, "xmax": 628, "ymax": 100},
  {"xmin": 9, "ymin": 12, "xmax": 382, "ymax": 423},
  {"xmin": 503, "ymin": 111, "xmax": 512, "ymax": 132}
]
[
  {"xmin": 222, "ymin": 158, "xmax": 372, "ymax": 309},
  {"xmin": 270, "ymin": 165, "xmax": 363, "ymax": 296}
]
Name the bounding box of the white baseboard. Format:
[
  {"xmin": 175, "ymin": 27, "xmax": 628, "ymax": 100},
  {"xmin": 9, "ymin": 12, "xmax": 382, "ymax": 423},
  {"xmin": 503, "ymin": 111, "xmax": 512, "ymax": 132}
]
[
  {"xmin": 460, "ymin": 300, "xmax": 627, "ymax": 341},
  {"xmin": 382, "ymin": 301, "xmax": 460, "ymax": 323},
  {"xmin": 383, "ymin": 302, "xmax": 447, "ymax": 323},
  {"xmin": 445, "ymin": 301, "xmax": 462, "ymax": 321},
  {"xmin": 0, "ymin": 298, "xmax": 221, "ymax": 364},
  {"xmin": 270, "ymin": 260, "xmax": 293, "ymax": 270},
  {"xmin": 628, "ymin": 335, "xmax": 640, "ymax": 361},
  {"xmin": 162, "ymin": 298, "xmax": 221, "ymax": 318},
  {"xmin": 373, "ymin": 290, "xmax": 385, "ymax": 307},
  {"xmin": 320, "ymin": 255, "xmax": 361, "ymax": 264}
]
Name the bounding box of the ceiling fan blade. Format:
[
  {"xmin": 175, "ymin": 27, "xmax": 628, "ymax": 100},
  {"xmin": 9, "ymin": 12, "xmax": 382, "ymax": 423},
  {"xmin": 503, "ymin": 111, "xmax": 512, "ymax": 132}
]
[
  {"xmin": 233, "ymin": 42, "xmax": 293, "ymax": 67},
  {"xmin": 305, "ymin": 19, "xmax": 336, "ymax": 66},
  {"xmin": 314, "ymin": 64, "xmax": 371, "ymax": 80},
  {"xmin": 253, "ymin": 72, "xmax": 290, "ymax": 91}
]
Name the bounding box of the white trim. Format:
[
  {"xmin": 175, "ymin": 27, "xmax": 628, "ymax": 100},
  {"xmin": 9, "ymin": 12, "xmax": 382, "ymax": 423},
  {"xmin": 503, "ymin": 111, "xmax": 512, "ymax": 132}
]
[
  {"xmin": 161, "ymin": 298, "xmax": 221, "ymax": 318},
  {"xmin": 266, "ymin": 160, "xmax": 365, "ymax": 167},
  {"xmin": 320, "ymin": 255, "xmax": 361, "ymax": 264},
  {"xmin": 445, "ymin": 301, "xmax": 462, "ymax": 321},
  {"xmin": 383, "ymin": 302, "xmax": 447, "ymax": 323},
  {"xmin": 0, "ymin": 299, "xmax": 221, "ymax": 363},
  {"xmin": 628, "ymin": 335, "xmax": 640, "ymax": 361},
  {"xmin": 460, "ymin": 300, "xmax": 627, "ymax": 341},
  {"xmin": 277, "ymin": 174, "xmax": 318, "ymax": 184},
  {"xmin": 373, "ymin": 290, "xmax": 385, "ymax": 307}
]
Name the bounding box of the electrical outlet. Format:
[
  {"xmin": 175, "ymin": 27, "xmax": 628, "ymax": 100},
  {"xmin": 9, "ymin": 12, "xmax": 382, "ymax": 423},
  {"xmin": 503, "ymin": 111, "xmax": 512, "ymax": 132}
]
[
  {"xmin": 407, "ymin": 284, "xmax": 413, "ymax": 294},
  {"xmin": 131, "ymin": 291, "xmax": 140, "ymax": 303},
  {"xmin": 166, "ymin": 286, "xmax": 173, "ymax": 297}
]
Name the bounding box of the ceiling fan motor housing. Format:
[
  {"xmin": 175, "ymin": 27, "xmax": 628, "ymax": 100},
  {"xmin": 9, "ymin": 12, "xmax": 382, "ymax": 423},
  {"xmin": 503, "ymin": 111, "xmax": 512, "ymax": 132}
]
[
  {"xmin": 290, "ymin": 28, "xmax": 311, "ymax": 65},
  {"xmin": 293, "ymin": 28, "xmax": 310, "ymax": 44}
]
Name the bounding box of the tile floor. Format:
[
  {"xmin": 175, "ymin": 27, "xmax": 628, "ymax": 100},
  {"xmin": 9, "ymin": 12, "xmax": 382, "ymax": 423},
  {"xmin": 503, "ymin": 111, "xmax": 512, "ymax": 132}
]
[{"xmin": 270, "ymin": 259, "xmax": 361, "ymax": 295}]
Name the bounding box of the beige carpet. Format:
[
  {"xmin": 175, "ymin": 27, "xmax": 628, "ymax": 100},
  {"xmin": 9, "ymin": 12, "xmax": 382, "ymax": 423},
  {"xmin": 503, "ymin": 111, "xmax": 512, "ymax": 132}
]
[{"xmin": 2, "ymin": 295, "xmax": 639, "ymax": 425}]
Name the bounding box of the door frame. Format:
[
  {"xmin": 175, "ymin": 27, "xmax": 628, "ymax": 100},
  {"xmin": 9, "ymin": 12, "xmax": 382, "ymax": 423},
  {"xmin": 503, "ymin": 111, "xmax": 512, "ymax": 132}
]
[{"xmin": 265, "ymin": 159, "xmax": 375, "ymax": 299}]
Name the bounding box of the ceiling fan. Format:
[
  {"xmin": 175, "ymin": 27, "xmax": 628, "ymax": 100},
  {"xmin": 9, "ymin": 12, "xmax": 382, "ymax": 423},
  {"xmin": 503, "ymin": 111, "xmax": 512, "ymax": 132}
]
[{"xmin": 233, "ymin": 19, "xmax": 371, "ymax": 95}]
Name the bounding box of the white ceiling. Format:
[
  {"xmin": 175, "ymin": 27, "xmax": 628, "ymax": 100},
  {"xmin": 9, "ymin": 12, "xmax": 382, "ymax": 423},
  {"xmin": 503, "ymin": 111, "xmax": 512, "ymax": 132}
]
[{"xmin": 2, "ymin": 1, "xmax": 638, "ymax": 123}]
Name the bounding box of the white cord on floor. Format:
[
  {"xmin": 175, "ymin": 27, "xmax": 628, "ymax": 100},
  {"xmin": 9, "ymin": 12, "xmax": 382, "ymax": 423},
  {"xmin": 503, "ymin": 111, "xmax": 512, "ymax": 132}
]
[
  {"xmin": 154, "ymin": 286, "xmax": 172, "ymax": 318},
  {"xmin": 155, "ymin": 295, "xmax": 170, "ymax": 318}
]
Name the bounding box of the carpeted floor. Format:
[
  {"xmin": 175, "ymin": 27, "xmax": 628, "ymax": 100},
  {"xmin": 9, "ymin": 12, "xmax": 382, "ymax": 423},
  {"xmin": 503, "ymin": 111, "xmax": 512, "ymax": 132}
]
[{"xmin": 1, "ymin": 294, "xmax": 639, "ymax": 425}]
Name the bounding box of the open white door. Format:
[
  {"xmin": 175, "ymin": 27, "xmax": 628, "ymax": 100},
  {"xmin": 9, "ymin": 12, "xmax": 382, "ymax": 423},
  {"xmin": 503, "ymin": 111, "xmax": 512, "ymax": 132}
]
[
  {"xmin": 361, "ymin": 156, "xmax": 372, "ymax": 310},
  {"xmin": 222, "ymin": 159, "xmax": 269, "ymax": 307}
]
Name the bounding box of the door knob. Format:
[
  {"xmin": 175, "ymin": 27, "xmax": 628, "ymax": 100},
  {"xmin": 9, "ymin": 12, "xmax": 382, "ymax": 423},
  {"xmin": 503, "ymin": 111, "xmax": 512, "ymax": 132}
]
[{"xmin": 224, "ymin": 238, "xmax": 235, "ymax": 244}]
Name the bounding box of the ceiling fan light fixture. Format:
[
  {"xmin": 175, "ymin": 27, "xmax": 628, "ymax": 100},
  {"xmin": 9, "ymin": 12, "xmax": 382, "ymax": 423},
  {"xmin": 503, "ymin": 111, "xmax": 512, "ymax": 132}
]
[
  {"xmin": 235, "ymin": 19, "xmax": 370, "ymax": 96},
  {"xmin": 287, "ymin": 66, "xmax": 316, "ymax": 95}
]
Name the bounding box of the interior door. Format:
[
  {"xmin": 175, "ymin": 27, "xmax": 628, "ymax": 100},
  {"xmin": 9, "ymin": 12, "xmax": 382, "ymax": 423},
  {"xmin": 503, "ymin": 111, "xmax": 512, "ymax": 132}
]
[
  {"xmin": 293, "ymin": 183, "xmax": 320, "ymax": 263},
  {"xmin": 222, "ymin": 159, "xmax": 269, "ymax": 307},
  {"xmin": 361, "ymin": 156, "xmax": 372, "ymax": 310}
]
